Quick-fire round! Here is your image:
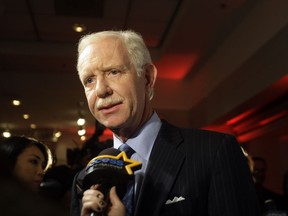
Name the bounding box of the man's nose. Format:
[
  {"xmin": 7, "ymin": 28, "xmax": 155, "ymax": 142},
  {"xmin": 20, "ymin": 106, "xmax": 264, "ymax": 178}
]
[{"xmin": 95, "ymin": 77, "xmax": 112, "ymax": 97}]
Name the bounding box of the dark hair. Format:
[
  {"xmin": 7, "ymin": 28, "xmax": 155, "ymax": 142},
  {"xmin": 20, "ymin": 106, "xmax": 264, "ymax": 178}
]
[{"xmin": 0, "ymin": 136, "xmax": 49, "ymax": 171}]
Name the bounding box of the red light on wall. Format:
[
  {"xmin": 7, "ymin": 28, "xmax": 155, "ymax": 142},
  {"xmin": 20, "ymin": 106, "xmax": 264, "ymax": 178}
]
[
  {"xmin": 202, "ymin": 123, "xmax": 235, "ymax": 135},
  {"xmin": 154, "ymin": 53, "xmax": 198, "ymax": 80},
  {"xmin": 103, "ymin": 128, "xmax": 113, "ymax": 136},
  {"xmin": 98, "ymin": 128, "xmax": 113, "ymax": 142},
  {"xmin": 237, "ymin": 132, "xmax": 255, "ymax": 143},
  {"xmin": 274, "ymin": 74, "xmax": 288, "ymax": 90},
  {"xmin": 259, "ymin": 111, "xmax": 288, "ymax": 126},
  {"xmin": 226, "ymin": 108, "xmax": 257, "ymax": 125}
]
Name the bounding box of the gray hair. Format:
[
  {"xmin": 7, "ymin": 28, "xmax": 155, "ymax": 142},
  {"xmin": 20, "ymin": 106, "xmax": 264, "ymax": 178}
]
[{"xmin": 77, "ymin": 30, "xmax": 152, "ymax": 77}]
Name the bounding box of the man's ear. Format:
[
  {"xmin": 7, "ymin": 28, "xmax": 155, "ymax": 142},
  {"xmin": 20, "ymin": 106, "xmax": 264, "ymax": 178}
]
[
  {"xmin": 144, "ymin": 63, "xmax": 157, "ymax": 89},
  {"xmin": 143, "ymin": 63, "xmax": 157, "ymax": 100}
]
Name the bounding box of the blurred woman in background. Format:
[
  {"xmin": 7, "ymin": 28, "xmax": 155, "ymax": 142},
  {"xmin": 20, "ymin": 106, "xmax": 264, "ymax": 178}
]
[{"xmin": 0, "ymin": 135, "xmax": 52, "ymax": 191}]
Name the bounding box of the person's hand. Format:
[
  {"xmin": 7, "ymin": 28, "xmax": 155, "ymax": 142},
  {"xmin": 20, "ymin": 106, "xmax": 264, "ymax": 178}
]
[
  {"xmin": 81, "ymin": 184, "xmax": 107, "ymax": 216},
  {"xmin": 81, "ymin": 184, "xmax": 125, "ymax": 216},
  {"xmin": 106, "ymin": 186, "xmax": 125, "ymax": 216}
]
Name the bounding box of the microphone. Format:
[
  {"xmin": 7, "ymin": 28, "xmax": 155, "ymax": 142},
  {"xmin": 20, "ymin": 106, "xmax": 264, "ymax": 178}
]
[
  {"xmin": 82, "ymin": 148, "xmax": 142, "ymax": 215},
  {"xmin": 263, "ymin": 199, "xmax": 288, "ymax": 216},
  {"xmin": 40, "ymin": 179, "xmax": 65, "ymax": 198}
]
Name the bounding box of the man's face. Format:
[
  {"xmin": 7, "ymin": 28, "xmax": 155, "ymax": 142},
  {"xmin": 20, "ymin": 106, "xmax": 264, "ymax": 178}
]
[{"xmin": 78, "ymin": 37, "xmax": 152, "ymax": 137}]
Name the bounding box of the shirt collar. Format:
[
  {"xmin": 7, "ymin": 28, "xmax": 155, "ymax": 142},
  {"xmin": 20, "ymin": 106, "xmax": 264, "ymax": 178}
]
[{"xmin": 113, "ymin": 112, "xmax": 162, "ymax": 161}]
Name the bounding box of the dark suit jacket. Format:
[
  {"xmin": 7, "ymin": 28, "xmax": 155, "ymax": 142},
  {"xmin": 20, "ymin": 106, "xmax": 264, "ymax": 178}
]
[{"xmin": 71, "ymin": 120, "xmax": 260, "ymax": 216}]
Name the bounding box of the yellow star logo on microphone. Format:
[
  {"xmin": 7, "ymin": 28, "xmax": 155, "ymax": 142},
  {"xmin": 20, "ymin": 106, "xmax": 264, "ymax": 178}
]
[{"xmin": 92, "ymin": 151, "xmax": 142, "ymax": 175}]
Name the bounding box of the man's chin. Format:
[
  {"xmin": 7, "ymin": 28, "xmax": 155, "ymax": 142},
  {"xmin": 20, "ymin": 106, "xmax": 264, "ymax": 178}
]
[
  {"xmin": 105, "ymin": 123, "xmax": 126, "ymax": 134},
  {"xmin": 108, "ymin": 125, "xmax": 121, "ymax": 132},
  {"xmin": 97, "ymin": 118, "xmax": 126, "ymax": 132}
]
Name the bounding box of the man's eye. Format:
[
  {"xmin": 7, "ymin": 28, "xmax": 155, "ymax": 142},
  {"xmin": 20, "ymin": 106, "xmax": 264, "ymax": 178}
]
[
  {"xmin": 108, "ymin": 69, "xmax": 120, "ymax": 76},
  {"xmin": 84, "ymin": 77, "xmax": 93, "ymax": 85}
]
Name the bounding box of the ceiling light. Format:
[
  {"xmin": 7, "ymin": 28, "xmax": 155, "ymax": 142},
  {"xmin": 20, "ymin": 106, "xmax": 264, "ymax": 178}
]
[
  {"xmin": 73, "ymin": 24, "xmax": 86, "ymax": 33},
  {"xmin": 23, "ymin": 114, "xmax": 29, "ymax": 119},
  {"xmin": 30, "ymin": 124, "xmax": 37, "ymax": 129},
  {"xmin": 78, "ymin": 128, "xmax": 86, "ymax": 136},
  {"xmin": 12, "ymin": 100, "xmax": 21, "ymax": 106},
  {"xmin": 52, "ymin": 130, "xmax": 61, "ymax": 142},
  {"xmin": 77, "ymin": 117, "xmax": 86, "ymax": 126},
  {"xmin": 3, "ymin": 130, "xmax": 11, "ymax": 138},
  {"xmin": 54, "ymin": 131, "xmax": 62, "ymax": 138},
  {"xmin": 80, "ymin": 135, "xmax": 86, "ymax": 141}
]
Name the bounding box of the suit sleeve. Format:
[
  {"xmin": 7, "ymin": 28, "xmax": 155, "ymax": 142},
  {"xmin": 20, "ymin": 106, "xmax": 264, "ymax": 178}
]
[{"xmin": 208, "ymin": 135, "xmax": 261, "ymax": 216}]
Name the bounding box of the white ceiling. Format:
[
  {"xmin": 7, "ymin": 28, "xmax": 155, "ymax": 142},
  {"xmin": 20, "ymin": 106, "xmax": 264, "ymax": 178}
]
[{"xmin": 0, "ymin": 0, "xmax": 287, "ymax": 146}]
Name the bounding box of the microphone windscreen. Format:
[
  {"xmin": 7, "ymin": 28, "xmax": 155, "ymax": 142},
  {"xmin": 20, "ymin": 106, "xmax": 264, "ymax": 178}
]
[
  {"xmin": 82, "ymin": 147, "xmax": 131, "ymax": 199},
  {"xmin": 98, "ymin": 147, "xmax": 120, "ymax": 156}
]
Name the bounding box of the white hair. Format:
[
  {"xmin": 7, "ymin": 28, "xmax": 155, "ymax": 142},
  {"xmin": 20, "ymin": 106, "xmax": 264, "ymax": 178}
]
[{"xmin": 77, "ymin": 30, "xmax": 152, "ymax": 77}]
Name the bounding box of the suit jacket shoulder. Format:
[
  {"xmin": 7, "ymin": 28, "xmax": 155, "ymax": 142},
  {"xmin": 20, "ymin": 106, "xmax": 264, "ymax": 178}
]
[{"xmin": 135, "ymin": 120, "xmax": 260, "ymax": 216}]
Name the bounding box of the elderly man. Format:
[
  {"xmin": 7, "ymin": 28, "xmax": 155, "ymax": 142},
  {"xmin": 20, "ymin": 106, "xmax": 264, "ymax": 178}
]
[{"xmin": 71, "ymin": 30, "xmax": 260, "ymax": 216}]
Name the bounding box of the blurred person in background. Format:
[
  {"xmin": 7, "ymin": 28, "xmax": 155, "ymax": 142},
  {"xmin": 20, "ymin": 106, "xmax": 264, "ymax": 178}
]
[
  {"xmin": 0, "ymin": 135, "xmax": 52, "ymax": 191},
  {"xmin": 0, "ymin": 136, "xmax": 69, "ymax": 216},
  {"xmin": 252, "ymin": 156, "xmax": 287, "ymax": 214}
]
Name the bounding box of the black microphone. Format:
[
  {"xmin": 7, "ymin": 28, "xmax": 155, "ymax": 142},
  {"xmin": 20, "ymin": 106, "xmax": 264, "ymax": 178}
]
[
  {"xmin": 40, "ymin": 179, "xmax": 65, "ymax": 198},
  {"xmin": 82, "ymin": 148, "xmax": 142, "ymax": 215},
  {"xmin": 263, "ymin": 199, "xmax": 288, "ymax": 216}
]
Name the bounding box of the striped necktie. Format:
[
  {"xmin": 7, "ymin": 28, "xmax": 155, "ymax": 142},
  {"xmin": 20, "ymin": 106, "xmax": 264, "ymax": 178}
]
[
  {"xmin": 118, "ymin": 144, "xmax": 135, "ymax": 216},
  {"xmin": 118, "ymin": 143, "xmax": 135, "ymax": 158}
]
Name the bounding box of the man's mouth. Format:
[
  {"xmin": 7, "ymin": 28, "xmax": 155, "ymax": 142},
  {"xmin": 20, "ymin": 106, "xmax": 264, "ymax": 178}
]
[
  {"xmin": 99, "ymin": 103, "xmax": 122, "ymax": 114},
  {"xmin": 98, "ymin": 102, "xmax": 119, "ymax": 110},
  {"xmin": 97, "ymin": 97, "xmax": 123, "ymax": 110}
]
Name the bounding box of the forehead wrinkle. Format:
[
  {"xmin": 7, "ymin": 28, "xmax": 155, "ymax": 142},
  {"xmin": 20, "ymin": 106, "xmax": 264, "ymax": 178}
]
[{"xmin": 79, "ymin": 37, "xmax": 131, "ymax": 76}]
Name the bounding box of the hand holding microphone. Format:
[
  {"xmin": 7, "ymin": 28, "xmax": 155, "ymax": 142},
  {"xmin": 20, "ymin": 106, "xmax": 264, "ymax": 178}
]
[
  {"xmin": 81, "ymin": 148, "xmax": 141, "ymax": 216},
  {"xmin": 81, "ymin": 185, "xmax": 125, "ymax": 216}
]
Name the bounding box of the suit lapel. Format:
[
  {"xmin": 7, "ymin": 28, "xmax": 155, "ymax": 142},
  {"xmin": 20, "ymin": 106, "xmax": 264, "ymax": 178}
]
[{"xmin": 135, "ymin": 121, "xmax": 185, "ymax": 216}]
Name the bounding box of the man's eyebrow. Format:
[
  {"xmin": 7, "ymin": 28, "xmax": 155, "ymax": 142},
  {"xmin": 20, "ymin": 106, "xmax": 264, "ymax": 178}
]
[{"xmin": 101, "ymin": 65, "xmax": 128, "ymax": 73}]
